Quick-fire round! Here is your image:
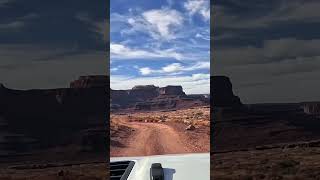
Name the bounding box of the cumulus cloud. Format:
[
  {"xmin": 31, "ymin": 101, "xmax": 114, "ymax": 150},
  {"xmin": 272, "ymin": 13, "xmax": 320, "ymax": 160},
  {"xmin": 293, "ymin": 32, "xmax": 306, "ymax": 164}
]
[
  {"xmin": 138, "ymin": 61, "xmax": 210, "ymax": 75},
  {"xmin": 162, "ymin": 63, "xmax": 184, "ymax": 73},
  {"xmin": 110, "ymin": 1, "xmax": 210, "ymax": 95},
  {"xmin": 184, "ymin": 0, "xmax": 210, "ymax": 21},
  {"xmin": 139, "ymin": 67, "xmax": 152, "ymax": 75},
  {"xmin": 110, "ymin": 67, "xmax": 119, "ymax": 72},
  {"xmin": 196, "ymin": 32, "xmax": 210, "ymax": 41},
  {"xmin": 143, "ymin": 8, "xmax": 184, "ymax": 40},
  {"xmin": 110, "ymin": 43, "xmax": 184, "ymax": 60},
  {"xmin": 125, "ymin": 8, "xmax": 184, "ymax": 41}
]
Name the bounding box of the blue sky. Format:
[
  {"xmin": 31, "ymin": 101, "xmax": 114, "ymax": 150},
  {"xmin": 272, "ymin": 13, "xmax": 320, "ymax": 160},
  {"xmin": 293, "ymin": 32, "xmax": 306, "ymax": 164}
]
[{"xmin": 110, "ymin": 0, "xmax": 210, "ymax": 94}]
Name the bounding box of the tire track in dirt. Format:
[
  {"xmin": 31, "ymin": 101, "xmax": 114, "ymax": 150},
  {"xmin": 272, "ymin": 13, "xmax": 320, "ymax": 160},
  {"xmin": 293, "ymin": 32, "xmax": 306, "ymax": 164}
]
[{"xmin": 110, "ymin": 120, "xmax": 194, "ymax": 157}]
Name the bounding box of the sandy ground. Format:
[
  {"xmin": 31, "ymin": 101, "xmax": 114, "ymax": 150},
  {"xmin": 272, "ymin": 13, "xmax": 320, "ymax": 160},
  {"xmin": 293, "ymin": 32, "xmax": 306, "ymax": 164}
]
[
  {"xmin": 0, "ymin": 147, "xmax": 108, "ymax": 179},
  {"xmin": 0, "ymin": 162, "xmax": 108, "ymax": 180},
  {"xmin": 112, "ymin": 121, "xmax": 192, "ymax": 156},
  {"xmin": 110, "ymin": 107, "xmax": 210, "ymax": 157},
  {"xmin": 212, "ymin": 140, "xmax": 320, "ymax": 180}
]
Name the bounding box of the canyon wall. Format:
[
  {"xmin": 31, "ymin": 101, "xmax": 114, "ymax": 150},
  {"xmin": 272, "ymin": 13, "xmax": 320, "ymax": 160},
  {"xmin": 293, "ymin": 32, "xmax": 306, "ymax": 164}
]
[
  {"xmin": 111, "ymin": 85, "xmax": 208, "ymax": 111},
  {"xmin": 0, "ymin": 77, "xmax": 108, "ymax": 156}
]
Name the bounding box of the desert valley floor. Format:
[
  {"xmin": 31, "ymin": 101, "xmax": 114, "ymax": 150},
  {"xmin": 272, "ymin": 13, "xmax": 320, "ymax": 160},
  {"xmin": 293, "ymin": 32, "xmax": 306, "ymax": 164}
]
[{"xmin": 110, "ymin": 106, "xmax": 210, "ymax": 157}]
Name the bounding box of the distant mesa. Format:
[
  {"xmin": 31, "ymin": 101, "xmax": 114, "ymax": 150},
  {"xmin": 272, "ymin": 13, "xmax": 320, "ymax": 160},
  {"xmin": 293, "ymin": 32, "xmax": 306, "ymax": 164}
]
[
  {"xmin": 70, "ymin": 75, "xmax": 108, "ymax": 88},
  {"xmin": 211, "ymin": 76, "xmax": 242, "ymax": 107},
  {"xmin": 159, "ymin": 85, "xmax": 186, "ymax": 96},
  {"xmin": 212, "ymin": 75, "xmax": 320, "ymax": 152},
  {"xmin": 0, "ymin": 77, "xmax": 107, "ymax": 156},
  {"xmin": 132, "ymin": 85, "xmax": 157, "ymax": 90},
  {"xmin": 301, "ymin": 102, "xmax": 320, "ymax": 116},
  {"xmin": 111, "ymin": 85, "xmax": 209, "ymax": 111}
]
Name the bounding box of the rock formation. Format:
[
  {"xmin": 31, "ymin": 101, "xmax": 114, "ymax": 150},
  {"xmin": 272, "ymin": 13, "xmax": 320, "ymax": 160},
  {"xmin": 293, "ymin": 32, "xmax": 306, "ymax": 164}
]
[
  {"xmin": 70, "ymin": 75, "xmax": 108, "ymax": 88},
  {"xmin": 0, "ymin": 80, "xmax": 108, "ymax": 155},
  {"xmin": 302, "ymin": 102, "xmax": 320, "ymax": 116},
  {"xmin": 211, "ymin": 76, "xmax": 242, "ymax": 107},
  {"xmin": 111, "ymin": 85, "xmax": 209, "ymax": 111},
  {"xmin": 211, "ymin": 76, "xmax": 320, "ymax": 152},
  {"xmin": 159, "ymin": 86, "xmax": 186, "ymax": 96}
]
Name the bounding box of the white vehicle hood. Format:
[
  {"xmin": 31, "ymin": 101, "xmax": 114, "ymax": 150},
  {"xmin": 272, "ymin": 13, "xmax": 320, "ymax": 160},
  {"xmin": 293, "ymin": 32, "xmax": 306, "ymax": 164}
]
[{"xmin": 110, "ymin": 153, "xmax": 210, "ymax": 180}]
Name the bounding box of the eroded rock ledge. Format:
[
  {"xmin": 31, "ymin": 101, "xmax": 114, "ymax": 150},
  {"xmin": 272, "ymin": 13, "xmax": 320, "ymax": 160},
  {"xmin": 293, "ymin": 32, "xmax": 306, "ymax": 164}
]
[{"xmin": 111, "ymin": 85, "xmax": 209, "ymax": 111}]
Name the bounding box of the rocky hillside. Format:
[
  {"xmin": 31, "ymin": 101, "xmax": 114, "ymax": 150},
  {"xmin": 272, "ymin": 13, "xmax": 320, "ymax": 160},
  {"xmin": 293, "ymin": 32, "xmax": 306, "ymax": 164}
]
[
  {"xmin": 212, "ymin": 75, "xmax": 320, "ymax": 152},
  {"xmin": 111, "ymin": 85, "xmax": 209, "ymax": 111},
  {"xmin": 70, "ymin": 75, "xmax": 108, "ymax": 88},
  {"xmin": 0, "ymin": 76, "xmax": 108, "ymax": 158},
  {"xmin": 301, "ymin": 102, "xmax": 320, "ymax": 116},
  {"xmin": 211, "ymin": 76, "xmax": 242, "ymax": 107}
]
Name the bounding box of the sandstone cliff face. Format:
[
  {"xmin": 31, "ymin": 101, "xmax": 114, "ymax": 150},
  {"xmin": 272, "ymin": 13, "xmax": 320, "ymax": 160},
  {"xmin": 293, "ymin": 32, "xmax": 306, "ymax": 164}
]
[
  {"xmin": 211, "ymin": 76, "xmax": 320, "ymax": 152},
  {"xmin": 302, "ymin": 102, "xmax": 320, "ymax": 115},
  {"xmin": 211, "ymin": 76, "xmax": 242, "ymax": 107},
  {"xmin": 0, "ymin": 83, "xmax": 108, "ymax": 154},
  {"xmin": 159, "ymin": 86, "xmax": 186, "ymax": 96},
  {"xmin": 129, "ymin": 85, "xmax": 159, "ymax": 101},
  {"xmin": 70, "ymin": 75, "xmax": 108, "ymax": 88},
  {"xmin": 111, "ymin": 85, "xmax": 208, "ymax": 111}
]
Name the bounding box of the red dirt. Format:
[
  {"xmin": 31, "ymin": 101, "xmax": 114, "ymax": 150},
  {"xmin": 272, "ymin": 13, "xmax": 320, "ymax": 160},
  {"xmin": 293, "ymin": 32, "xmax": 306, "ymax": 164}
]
[{"xmin": 110, "ymin": 119, "xmax": 209, "ymax": 157}]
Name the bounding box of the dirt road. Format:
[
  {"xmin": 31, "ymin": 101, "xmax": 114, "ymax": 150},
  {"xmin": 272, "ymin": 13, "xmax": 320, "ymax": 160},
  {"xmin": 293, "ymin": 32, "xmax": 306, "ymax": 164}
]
[{"xmin": 110, "ymin": 120, "xmax": 205, "ymax": 157}]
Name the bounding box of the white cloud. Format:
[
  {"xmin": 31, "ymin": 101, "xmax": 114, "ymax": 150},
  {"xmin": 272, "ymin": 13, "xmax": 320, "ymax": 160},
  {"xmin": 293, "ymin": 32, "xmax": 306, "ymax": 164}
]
[
  {"xmin": 164, "ymin": 61, "xmax": 210, "ymax": 72},
  {"xmin": 111, "ymin": 67, "xmax": 119, "ymax": 72},
  {"xmin": 195, "ymin": 33, "xmax": 210, "ymax": 41},
  {"xmin": 127, "ymin": 18, "xmax": 135, "ymax": 24},
  {"xmin": 125, "ymin": 8, "xmax": 184, "ymax": 41},
  {"xmin": 186, "ymin": 61, "xmax": 210, "ymax": 70},
  {"xmin": 138, "ymin": 62, "xmax": 210, "ymax": 75},
  {"xmin": 192, "ymin": 73, "xmax": 210, "ymax": 80},
  {"xmin": 162, "ymin": 63, "xmax": 183, "ymax": 73},
  {"xmin": 111, "ymin": 6, "xmax": 209, "ymax": 63},
  {"xmin": 139, "ymin": 67, "xmax": 152, "ymax": 75},
  {"xmin": 143, "ymin": 8, "xmax": 183, "ymax": 40},
  {"xmin": 110, "ymin": 43, "xmax": 185, "ymax": 60},
  {"xmin": 184, "ymin": 0, "xmax": 210, "ymax": 21},
  {"xmin": 110, "ymin": 74, "xmax": 210, "ymax": 94}
]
